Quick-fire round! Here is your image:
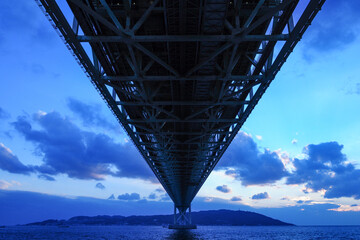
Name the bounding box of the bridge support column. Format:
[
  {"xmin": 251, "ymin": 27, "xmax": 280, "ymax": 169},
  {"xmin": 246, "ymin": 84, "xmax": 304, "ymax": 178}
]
[{"xmin": 168, "ymin": 204, "xmax": 197, "ymax": 229}]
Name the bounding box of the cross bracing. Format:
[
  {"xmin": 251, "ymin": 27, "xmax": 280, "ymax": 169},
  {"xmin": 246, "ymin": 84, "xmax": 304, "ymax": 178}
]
[{"xmin": 36, "ymin": 0, "xmax": 325, "ymax": 215}]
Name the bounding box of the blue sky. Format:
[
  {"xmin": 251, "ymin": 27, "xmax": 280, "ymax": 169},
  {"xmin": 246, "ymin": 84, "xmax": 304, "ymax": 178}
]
[{"xmin": 1, "ymin": 0, "xmax": 360, "ymax": 226}]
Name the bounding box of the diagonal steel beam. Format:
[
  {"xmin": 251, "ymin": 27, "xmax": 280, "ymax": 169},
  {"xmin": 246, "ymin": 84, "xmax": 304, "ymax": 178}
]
[{"xmin": 131, "ymin": 0, "xmax": 160, "ymax": 34}]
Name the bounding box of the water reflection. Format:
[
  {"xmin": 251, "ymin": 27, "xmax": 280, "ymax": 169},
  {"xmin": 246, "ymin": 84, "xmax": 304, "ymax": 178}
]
[{"xmin": 165, "ymin": 229, "xmax": 203, "ymax": 240}]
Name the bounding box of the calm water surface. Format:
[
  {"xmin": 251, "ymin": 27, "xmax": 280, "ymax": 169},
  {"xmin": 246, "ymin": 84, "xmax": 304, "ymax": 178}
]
[{"xmin": 1, "ymin": 225, "xmax": 360, "ymax": 240}]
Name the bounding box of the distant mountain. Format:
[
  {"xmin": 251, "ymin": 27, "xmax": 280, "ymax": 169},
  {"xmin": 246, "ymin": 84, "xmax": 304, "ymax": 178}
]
[{"xmin": 25, "ymin": 209, "xmax": 293, "ymax": 226}]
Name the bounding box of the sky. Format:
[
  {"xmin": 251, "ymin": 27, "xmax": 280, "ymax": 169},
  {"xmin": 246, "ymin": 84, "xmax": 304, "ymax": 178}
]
[{"xmin": 1, "ymin": 0, "xmax": 360, "ymax": 226}]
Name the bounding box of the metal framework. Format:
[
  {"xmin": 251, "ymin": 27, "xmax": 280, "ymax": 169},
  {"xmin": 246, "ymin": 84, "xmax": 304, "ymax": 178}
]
[{"xmin": 36, "ymin": 0, "xmax": 325, "ymax": 225}]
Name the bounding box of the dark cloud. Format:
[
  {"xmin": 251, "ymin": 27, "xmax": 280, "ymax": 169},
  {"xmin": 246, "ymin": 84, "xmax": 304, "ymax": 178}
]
[
  {"xmin": 0, "ymin": 1, "xmax": 57, "ymax": 54},
  {"xmin": 286, "ymin": 142, "xmax": 360, "ymax": 200},
  {"xmin": 296, "ymin": 200, "xmax": 313, "ymax": 205},
  {"xmin": 216, "ymin": 132, "xmax": 288, "ymax": 186},
  {"xmin": 230, "ymin": 196, "xmax": 242, "ymax": 202},
  {"xmin": 0, "ymin": 143, "xmax": 33, "ymax": 174},
  {"xmin": 303, "ymin": 0, "xmax": 360, "ymax": 55},
  {"xmin": 160, "ymin": 193, "xmax": 171, "ymax": 201},
  {"xmin": 252, "ymin": 192, "xmax": 270, "ymax": 200},
  {"xmin": 38, "ymin": 174, "xmax": 55, "ymax": 181},
  {"xmin": 31, "ymin": 64, "xmax": 45, "ymax": 75},
  {"xmin": 148, "ymin": 193, "xmax": 157, "ymax": 199},
  {"xmin": 108, "ymin": 194, "xmax": 115, "ymax": 200},
  {"xmin": 12, "ymin": 112, "xmax": 155, "ymax": 182},
  {"xmin": 67, "ymin": 98, "xmax": 115, "ymax": 130},
  {"xmin": 0, "ymin": 107, "xmax": 10, "ymax": 119},
  {"xmin": 155, "ymin": 188, "xmax": 165, "ymax": 193},
  {"xmin": 216, "ymin": 185, "xmax": 231, "ymax": 193},
  {"xmin": 117, "ymin": 193, "xmax": 140, "ymax": 201},
  {"xmin": 95, "ymin": 183, "xmax": 105, "ymax": 190}
]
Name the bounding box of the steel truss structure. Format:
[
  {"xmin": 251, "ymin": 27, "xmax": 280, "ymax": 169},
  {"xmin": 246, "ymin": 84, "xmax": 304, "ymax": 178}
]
[{"xmin": 36, "ymin": 0, "xmax": 325, "ymax": 225}]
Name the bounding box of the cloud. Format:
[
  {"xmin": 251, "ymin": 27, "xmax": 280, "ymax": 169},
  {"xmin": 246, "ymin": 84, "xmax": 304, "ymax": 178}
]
[
  {"xmin": 0, "ymin": 180, "xmax": 11, "ymax": 189},
  {"xmin": 0, "ymin": 107, "xmax": 10, "ymax": 119},
  {"xmin": 303, "ymin": 0, "xmax": 360, "ymax": 55},
  {"xmin": 251, "ymin": 192, "xmax": 270, "ymax": 200},
  {"xmin": 216, "ymin": 131, "xmax": 288, "ymax": 186},
  {"xmin": 291, "ymin": 139, "xmax": 298, "ymax": 145},
  {"xmin": 296, "ymin": 200, "xmax": 313, "ymax": 205},
  {"xmin": 255, "ymin": 135, "xmax": 262, "ymax": 140},
  {"xmin": 117, "ymin": 193, "xmax": 140, "ymax": 201},
  {"xmin": 155, "ymin": 188, "xmax": 165, "ymax": 193},
  {"xmin": 0, "ymin": 1, "xmax": 56, "ymax": 49},
  {"xmin": 0, "ymin": 190, "xmax": 359, "ymax": 226},
  {"xmin": 38, "ymin": 174, "xmax": 55, "ymax": 181},
  {"xmin": 12, "ymin": 112, "xmax": 155, "ymax": 182},
  {"xmin": 216, "ymin": 185, "xmax": 231, "ymax": 193},
  {"xmin": 95, "ymin": 183, "xmax": 105, "ymax": 190},
  {"xmin": 286, "ymin": 141, "xmax": 360, "ymax": 200},
  {"xmin": 0, "ymin": 190, "xmax": 174, "ymax": 226},
  {"xmin": 160, "ymin": 193, "xmax": 171, "ymax": 201},
  {"xmin": 148, "ymin": 193, "xmax": 157, "ymax": 199},
  {"xmin": 328, "ymin": 204, "xmax": 360, "ymax": 212},
  {"xmin": 67, "ymin": 98, "xmax": 115, "ymax": 130},
  {"xmin": 230, "ymin": 196, "xmax": 242, "ymax": 202},
  {"xmin": 0, "ymin": 143, "xmax": 33, "ymax": 175},
  {"xmin": 107, "ymin": 194, "xmax": 115, "ymax": 200}
]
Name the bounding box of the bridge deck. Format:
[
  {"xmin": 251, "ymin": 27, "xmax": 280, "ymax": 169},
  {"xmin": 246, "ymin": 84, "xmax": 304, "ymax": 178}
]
[{"xmin": 37, "ymin": 0, "xmax": 325, "ymax": 211}]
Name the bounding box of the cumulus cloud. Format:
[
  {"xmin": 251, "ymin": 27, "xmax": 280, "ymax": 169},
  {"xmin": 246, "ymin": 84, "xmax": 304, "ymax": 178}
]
[
  {"xmin": 286, "ymin": 141, "xmax": 360, "ymax": 200},
  {"xmin": 108, "ymin": 194, "xmax": 115, "ymax": 200},
  {"xmin": 0, "ymin": 143, "xmax": 33, "ymax": 174},
  {"xmin": 148, "ymin": 193, "xmax": 157, "ymax": 199},
  {"xmin": 38, "ymin": 174, "xmax": 55, "ymax": 181},
  {"xmin": 216, "ymin": 131, "xmax": 288, "ymax": 186},
  {"xmin": 230, "ymin": 196, "xmax": 242, "ymax": 202},
  {"xmin": 12, "ymin": 112, "xmax": 155, "ymax": 182},
  {"xmin": 251, "ymin": 192, "xmax": 270, "ymax": 200},
  {"xmin": 67, "ymin": 98, "xmax": 115, "ymax": 130},
  {"xmin": 117, "ymin": 193, "xmax": 140, "ymax": 201},
  {"xmin": 95, "ymin": 183, "xmax": 105, "ymax": 190},
  {"xmin": 216, "ymin": 185, "xmax": 231, "ymax": 193}
]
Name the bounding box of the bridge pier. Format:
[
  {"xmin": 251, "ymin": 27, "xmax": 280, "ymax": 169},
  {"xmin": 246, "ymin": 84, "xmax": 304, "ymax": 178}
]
[{"xmin": 168, "ymin": 204, "xmax": 197, "ymax": 229}]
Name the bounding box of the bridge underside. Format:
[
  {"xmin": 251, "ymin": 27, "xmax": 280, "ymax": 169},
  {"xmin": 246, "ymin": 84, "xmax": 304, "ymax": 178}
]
[{"xmin": 37, "ymin": 0, "xmax": 324, "ymax": 213}]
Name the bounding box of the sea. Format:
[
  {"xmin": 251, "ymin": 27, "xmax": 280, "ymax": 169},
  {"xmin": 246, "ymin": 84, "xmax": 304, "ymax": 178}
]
[{"xmin": 1, "ymin": 225, "xmax": 360, "ymax": 240}]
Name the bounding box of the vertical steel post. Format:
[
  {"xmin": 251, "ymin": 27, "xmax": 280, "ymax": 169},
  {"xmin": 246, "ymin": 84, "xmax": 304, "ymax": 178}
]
[
  {"xmin": 173, "ymin": 204, "xmax": 176, "ymax": 224},
  {"xmin": 189, "ymin": 205, "xmax": 192, "ymax": 224}
]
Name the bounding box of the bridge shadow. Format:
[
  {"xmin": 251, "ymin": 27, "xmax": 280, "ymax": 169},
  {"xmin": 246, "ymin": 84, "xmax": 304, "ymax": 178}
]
[{"xmin": 165, "ymin": 229, "xmax": 203, "ymax": 240}]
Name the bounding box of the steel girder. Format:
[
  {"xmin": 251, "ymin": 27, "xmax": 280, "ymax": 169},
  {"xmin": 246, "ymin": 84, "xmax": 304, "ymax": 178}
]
[{"xmin": 36, "ymin": 0, "xmax": 325, "ymax": 209}]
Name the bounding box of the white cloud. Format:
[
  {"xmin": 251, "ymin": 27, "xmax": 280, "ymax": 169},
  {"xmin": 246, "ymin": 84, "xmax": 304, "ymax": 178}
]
[
  {"xmin": 0, "ymin": 180, "xmax": 12, "ymax": 189},
  {"xmin": 329, "ymin": 204, "xmax": 360, "ymax": 212},
  {"xmin": 291, "ymin": 139, "xmax": 298, "ymax": 144},
  {"xmin": 0, "ymin": 143, "xmax": 13, "ymax": 154},
  {"xmin": 1, "ymin": 180, "xmax": 21, "ymax": 190},
  {"xmin": 255, "ymin": 135, "xmax": 262, "ymax": 140}
]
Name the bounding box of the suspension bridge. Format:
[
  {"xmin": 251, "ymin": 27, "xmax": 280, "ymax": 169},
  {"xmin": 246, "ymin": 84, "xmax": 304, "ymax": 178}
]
[{"xmin": 36, "ymin": 0, "xmax": 324, "ymax": 228}]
